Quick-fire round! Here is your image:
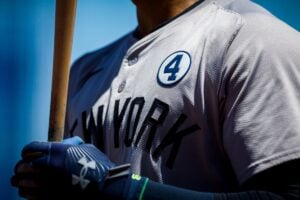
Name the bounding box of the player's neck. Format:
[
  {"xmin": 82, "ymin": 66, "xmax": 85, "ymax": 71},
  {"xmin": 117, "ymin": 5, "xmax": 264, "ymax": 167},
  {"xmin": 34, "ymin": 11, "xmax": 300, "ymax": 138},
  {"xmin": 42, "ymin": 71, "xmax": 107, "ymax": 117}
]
[{"xmin": 133, "ymin": 0, "xmax": 199, "ymax": 37}]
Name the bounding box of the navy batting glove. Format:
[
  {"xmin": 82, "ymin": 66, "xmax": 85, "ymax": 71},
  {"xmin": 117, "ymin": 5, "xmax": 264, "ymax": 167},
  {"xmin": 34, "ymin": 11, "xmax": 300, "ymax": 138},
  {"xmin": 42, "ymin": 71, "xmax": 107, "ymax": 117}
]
[
  {"xmin": 12, "ymin": 137, "xmax": 147, "ymax": 200},
  {"xmin": 13, "ymin": 137, "xmax": 115, "ymax": 199},
  {"xmin": 23, "ymin": 140, "xmax": 114, "ymax": 185}
]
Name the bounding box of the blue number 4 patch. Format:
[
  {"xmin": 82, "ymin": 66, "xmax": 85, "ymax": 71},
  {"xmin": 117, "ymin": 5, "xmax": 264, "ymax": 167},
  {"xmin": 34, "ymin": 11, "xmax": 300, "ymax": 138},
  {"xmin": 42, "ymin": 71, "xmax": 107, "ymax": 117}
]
[{"xmin": 157, "ymin": 51, "xmax": 191, "ymax": 86}]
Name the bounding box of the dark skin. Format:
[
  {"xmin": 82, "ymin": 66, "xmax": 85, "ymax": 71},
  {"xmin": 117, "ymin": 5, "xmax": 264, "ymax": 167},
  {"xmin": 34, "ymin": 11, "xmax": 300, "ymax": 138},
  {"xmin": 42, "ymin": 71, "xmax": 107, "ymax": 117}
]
[{"xmin": 132, "ymin": 0, "xmax": 199, "ymax": 37}]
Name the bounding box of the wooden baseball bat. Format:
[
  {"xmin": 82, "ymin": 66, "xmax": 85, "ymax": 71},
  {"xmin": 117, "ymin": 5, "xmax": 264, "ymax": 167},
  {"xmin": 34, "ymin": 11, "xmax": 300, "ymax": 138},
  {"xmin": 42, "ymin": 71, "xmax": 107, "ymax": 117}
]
[{"xmin": 48, "ymin": 0, "xmax": 77, "ymax": 141}]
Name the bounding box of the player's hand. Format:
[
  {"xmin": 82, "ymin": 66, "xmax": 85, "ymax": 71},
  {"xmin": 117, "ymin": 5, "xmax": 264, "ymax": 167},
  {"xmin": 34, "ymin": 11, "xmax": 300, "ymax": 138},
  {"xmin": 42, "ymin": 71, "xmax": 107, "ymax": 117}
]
[{"xmin": 11, "ymin": 136, "xmax": 115, "ymax": 199}]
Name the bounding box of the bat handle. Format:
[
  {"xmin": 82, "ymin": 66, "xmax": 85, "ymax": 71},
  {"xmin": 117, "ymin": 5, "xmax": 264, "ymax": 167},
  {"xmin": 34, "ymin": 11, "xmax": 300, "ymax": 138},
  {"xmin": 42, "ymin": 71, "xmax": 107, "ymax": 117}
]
[{"xmin": 48, "ymin": 0, "xmax": 77, "ymax": 142}]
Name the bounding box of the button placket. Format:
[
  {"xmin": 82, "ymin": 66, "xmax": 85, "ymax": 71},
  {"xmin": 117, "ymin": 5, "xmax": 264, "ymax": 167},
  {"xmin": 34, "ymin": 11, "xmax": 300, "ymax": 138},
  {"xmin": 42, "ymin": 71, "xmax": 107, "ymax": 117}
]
[
  {"xmin": 115, "ymin": 52, "xmax": 139, "ymax": 94},
  {"xmin": 118, "ymin": 80, "xmax": 126, "ymax": 93},
  {"xmin": 128, "ymin": 56, "xmax": 138, "ymax": 66}
]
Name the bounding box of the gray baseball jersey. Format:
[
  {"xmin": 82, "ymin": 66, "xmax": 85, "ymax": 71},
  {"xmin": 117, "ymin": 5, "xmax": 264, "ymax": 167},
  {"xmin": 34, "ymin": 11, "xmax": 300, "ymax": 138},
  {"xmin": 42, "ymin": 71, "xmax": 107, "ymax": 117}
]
[{"xmin": 65, "ymin": 0, "xmax": 300, "ymax": 192}]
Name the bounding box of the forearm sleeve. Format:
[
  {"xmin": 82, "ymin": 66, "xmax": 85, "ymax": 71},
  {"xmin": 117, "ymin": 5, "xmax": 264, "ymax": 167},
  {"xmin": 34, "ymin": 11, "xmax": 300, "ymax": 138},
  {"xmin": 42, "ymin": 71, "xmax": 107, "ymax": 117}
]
[
  {"xmin": 102, "ymin": 159, "xmax": 300, "ymax": 200},
  {"xmin": 143, "ymin": 180, "xmax": 284, "ymax": 200}
]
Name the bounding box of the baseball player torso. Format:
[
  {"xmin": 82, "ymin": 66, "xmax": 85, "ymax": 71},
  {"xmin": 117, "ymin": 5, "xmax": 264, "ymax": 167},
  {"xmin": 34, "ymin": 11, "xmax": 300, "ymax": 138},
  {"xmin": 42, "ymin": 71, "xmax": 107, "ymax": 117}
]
[{"xmin": 66, "ymin": 0, "xmax": 300, "ymax": 192}]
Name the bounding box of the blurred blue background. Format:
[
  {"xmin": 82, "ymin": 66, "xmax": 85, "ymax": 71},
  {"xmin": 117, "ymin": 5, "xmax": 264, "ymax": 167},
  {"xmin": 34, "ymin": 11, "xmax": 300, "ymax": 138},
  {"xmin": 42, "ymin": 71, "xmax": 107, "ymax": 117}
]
[{"xmin": 0, "ymin": 0, "xmax": 299, "ymax": 199}]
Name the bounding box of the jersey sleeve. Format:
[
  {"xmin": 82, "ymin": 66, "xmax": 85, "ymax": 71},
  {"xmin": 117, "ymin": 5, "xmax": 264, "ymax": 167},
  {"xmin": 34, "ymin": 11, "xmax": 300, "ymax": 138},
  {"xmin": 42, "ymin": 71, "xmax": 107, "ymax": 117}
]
[
  {"xmin": 220, "ymin": 13, "xmax": 300, "ymax": 184},
  {"xmin": 64, "ymin": 57, "xmax": 82, "ymax": 138},
  {"xmin": 64, "ymin": 52, "xmax": 93, "ymax": 138}
]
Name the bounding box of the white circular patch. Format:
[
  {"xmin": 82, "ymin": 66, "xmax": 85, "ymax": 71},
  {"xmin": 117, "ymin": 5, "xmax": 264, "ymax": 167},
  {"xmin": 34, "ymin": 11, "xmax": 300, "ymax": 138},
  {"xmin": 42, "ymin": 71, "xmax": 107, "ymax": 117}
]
[{"xmin": 157, "ymin": 51, "xmax": 191, "ymax": 86}]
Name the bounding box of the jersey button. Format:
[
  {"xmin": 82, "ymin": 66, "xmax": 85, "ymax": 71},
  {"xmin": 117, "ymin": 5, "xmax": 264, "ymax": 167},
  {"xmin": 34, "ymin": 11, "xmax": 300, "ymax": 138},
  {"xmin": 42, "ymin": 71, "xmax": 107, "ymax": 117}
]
[
  {"xmin": 128, "ymin": 56, "xmax": 138, "ymax": 66},
  {"xmin": 118, "ymin": 81, "xmax": 126, "ymax": 93}
]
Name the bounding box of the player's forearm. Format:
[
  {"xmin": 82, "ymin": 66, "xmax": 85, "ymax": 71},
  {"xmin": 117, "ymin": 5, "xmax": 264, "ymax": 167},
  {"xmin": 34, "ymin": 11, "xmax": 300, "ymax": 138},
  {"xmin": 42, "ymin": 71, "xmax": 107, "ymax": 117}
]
[
  {"xmin": 129, "ymin": 159, "xmax": 300, "ymax": 200},
  {"xmin": 104, "ymin": 176, "xmax": 296, "ymax": 200},
  {"xmin": 103, "ymin": 176, "xmax": 285, "ymax": 200},
  {"xmin": 103, "ymin": 162, "xmax": 300, "ymax": 200},
  {"xmin": 142, "ymin": 180, "xmax": 285, "ymax": 200}
]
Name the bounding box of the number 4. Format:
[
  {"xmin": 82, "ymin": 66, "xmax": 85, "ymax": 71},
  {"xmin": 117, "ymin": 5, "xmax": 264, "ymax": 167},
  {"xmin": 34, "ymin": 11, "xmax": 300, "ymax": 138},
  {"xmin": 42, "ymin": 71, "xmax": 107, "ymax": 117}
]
[{"xmin": 164, "ymin": 54, "xmax": 183, "ymax": 81}]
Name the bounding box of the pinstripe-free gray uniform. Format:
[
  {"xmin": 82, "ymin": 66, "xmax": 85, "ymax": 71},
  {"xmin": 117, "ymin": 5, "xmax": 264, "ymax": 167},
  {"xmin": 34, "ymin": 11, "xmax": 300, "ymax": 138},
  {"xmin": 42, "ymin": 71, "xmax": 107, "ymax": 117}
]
[{"xmin": 65, "ymin": 0, "xmax": 300, "ymax": 192}]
